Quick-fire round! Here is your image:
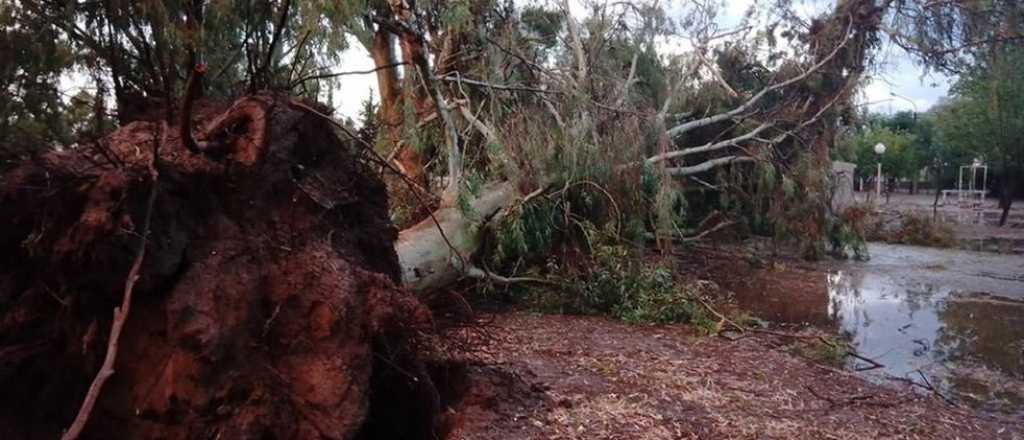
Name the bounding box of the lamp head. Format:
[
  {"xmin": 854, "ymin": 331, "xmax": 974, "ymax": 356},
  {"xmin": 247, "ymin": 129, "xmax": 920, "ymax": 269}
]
[{"xmin": 874, "ymin": 143, "xmax": 886, "ymax": 155}]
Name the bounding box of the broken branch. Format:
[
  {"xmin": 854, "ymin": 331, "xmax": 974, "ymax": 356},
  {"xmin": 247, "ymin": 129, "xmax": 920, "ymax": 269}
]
[{"xmin": 62, "ymin": 123, "xmax": 163, "ymax": 440}]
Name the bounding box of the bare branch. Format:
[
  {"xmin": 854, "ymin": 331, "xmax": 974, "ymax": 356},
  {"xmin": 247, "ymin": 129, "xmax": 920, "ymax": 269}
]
[
  {"xmin": 260, "ymin": 0, "xmax": 293, "ymax": 86},
  {"xmin": 290, "ymin": 62, "xmax": 409, "ymax": 86},
  {"xmin": 615, "ymin": 52, "xmax": 640, "ymax": 107},
  {"xmin": 465, "ymin": 266, "xmax": 556, "ymax": 285},
  {"xmin": 697, "ymin": 50, "xmax": 738, "ymax": 97},
  {"xmin": 62, "ymin": 124, "xmax": 163, "ymax": 440},
  {"xmin": 181, "ymin": 64, "xmax": 208, "ymax": 153},
  {"xmin": 456, "ymin": 103, "xmax": 500, "ymax": 147},
  {"xmin": 665, "ymin": 155, "xmax": 756, "ymax": 176},
  {"xmin": 561, "ymin": 0, "xmax": 588, "ymax": 84},
  {"xmin": 683, "ymin": 221, "xmax": 735, "ymax": 242},
  {"xmin": 647, "ymin": 122, "xmax": 773, "ymax": 164},
  {"xmin": 439, "ymin": 75, "xmax": 562, "ymax": 94},
  {"xmin": 666, "ymin": 19, "xmax": 854, "ymax": 139}
]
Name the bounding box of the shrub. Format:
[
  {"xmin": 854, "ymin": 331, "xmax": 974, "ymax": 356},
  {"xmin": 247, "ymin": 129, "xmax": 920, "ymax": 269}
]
[
  {"xmin": 525, "ymin": 224, "xmax": 712, "ymax": 328},
  {"xmin": 866, "ymin": 211, "xmax": 956, "ymax": 248},
  {"xmin": 827, "ymin": 204, "xmax": 871, "ymax": 260}
]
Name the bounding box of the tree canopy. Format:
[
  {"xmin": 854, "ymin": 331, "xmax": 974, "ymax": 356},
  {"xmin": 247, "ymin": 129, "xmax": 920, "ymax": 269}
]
[{"xmin": 935, "ymin": 47, "xmax": 1024, "ymax": 224}]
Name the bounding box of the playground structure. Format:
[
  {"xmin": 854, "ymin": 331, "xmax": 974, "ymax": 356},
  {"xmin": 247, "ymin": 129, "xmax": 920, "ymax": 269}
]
[{"xmin": 941, "ymin": 160, "xmax": 988, "ymax": 208}]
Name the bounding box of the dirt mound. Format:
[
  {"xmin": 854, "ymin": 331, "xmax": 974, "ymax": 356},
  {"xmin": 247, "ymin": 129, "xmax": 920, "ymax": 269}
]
[{"xmin": 0, "ymin": 95, "xmax": 440, "ymax": 439}]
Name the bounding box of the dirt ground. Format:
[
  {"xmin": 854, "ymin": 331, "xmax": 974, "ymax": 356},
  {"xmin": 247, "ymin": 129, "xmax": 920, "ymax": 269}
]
[
  {"xmin": 445, "ymin": 312, "xmax": 1022, "ymax": 439},
  {"xmin": 860, "ymin": 193, "xmax": 1024, "ymax": 246}
]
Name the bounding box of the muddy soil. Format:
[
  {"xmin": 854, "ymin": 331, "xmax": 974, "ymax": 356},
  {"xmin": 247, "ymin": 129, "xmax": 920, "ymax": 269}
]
[{"xmin": 447, "ymin": 312, "xmax": 1022, "ymax": 439}]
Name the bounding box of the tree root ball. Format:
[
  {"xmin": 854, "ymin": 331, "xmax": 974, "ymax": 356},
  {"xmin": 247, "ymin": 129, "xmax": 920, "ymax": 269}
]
[{"xmin": 0, "ymin": 94, "xmax": 441, "ymax": 439}]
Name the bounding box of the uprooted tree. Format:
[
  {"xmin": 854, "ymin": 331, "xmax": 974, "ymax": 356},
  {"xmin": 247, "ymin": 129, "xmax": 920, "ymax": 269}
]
[
  {"xmin": 2, "ymin": 0, "xmax": 1016, "ymax": 437},
  {"xmin": 0, "ymin": 96, "xmax": 449, "ymax": 438}
]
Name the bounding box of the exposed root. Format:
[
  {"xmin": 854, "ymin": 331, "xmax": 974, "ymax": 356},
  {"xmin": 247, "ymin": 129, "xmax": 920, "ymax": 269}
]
[
  {"xmin": 0, "ymin": 94, "xmax": 443, "ymax": 439},
  {"xmin": 62, "ymin": 123, "xmax": 163, "ymax": 440}
]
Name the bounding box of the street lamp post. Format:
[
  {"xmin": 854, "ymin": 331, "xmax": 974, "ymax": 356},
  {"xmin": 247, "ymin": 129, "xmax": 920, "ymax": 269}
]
[{"xmin": 874, "ymin": 142, "xmax": 886, "ymax": 200}]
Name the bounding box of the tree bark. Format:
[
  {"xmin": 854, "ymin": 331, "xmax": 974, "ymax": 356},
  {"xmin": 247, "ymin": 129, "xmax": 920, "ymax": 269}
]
[
  {"xmin": 371, "ymin": 28, "xmax": 403, "ymax": 149},
  {"xmin": 396, "ymin": 182, "xmax": 518, "ymax": 291},
  {"xmin": 999, "ymin": 177, "xmax": 1013, "ymax": 226}
]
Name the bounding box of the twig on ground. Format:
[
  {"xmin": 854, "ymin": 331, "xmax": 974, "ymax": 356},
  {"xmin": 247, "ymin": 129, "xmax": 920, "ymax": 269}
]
[
  {"xmin": 816, "ymin": 336, "xmax": 884, "ymax": 372},
  {"xmin": 805, "ymin": 385, "xmax": 892, "ymax": 410},
  {"xmin": 696, "ymin": 297, "xmax": 745, "ymax": 334},
  {"xmin": 465, "ymin": 266, "xmax": 562, "ymax": 286},
  {"xmin": 914, "ymin": 370, "xmax": 958, "ymax": 406},
  {"xmin": 742, "ymin": 328, "xmax": 887, "ymax": 371},
  {"xmin": 61, "ymin": 123, "xmax": 163, "ymax": 440}
]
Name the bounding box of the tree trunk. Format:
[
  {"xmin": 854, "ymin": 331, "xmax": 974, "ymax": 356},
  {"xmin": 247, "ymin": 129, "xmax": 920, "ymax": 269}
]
[
  {"xmin": 999, "ymin": 177, "xmax": 1013, "ymax": 226},
  {"xmin": 371, "ymin": 29, "xmax": 403, "ymax": 150},
  {"xmin": 392, "ymin": 21, "xmax": 437, "ymax": 188},
  {"xmin": 396, "ymin": 182, "xmax": 518, "ymax": 291}
]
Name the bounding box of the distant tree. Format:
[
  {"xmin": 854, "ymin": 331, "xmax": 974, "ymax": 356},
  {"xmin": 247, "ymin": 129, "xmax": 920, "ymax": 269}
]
[
  {"xmin": 0, "ymin": 3, "xmax": 75, "ymax": 167},
  {"xmin": 937, "ymin": 48, "xmax": 1024, "ymax": 226},
  {"xmin": 886, "ymin": 0, "xmax": 1023, "ymax": 74},
  {"xmin": 839, "ymin": 125, "xmax": 920, "ymax": 189}
]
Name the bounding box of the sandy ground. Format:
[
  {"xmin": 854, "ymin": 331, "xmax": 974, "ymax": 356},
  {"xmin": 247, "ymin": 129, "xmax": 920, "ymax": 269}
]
[{"xmin": 446, "ymin": 312, "xmax": 1023, "ymax": 439}]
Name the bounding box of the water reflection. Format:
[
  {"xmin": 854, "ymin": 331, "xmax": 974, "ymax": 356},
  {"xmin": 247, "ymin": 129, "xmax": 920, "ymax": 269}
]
[{"xmin": 826, "ymin": 269, "xmax": 1024, "ymax": 415}]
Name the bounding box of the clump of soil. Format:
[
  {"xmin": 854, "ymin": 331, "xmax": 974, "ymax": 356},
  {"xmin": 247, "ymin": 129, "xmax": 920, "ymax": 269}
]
[{"xmin": 0, "ymin": 95, "xmax": 441, "ymax": 438}]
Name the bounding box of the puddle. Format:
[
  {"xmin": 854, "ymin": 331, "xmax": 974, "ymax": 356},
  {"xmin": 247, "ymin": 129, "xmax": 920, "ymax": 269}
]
[
  {"xmin": 731, "ymin": 243, "xmax": 1024, "ymax": 415},
  {"xmin": 828, "ymin": 269, "xmax": 1024, "ymax": 415}
]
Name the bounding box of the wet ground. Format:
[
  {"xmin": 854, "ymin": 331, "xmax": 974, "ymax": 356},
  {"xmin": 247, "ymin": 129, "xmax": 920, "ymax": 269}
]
[
  {"xmin": 444, "ymin": 242, "xmax": 1024, "ymax": 439},
  {"xmin": 715, "ymin": 243, "xmax": 1024, "ymax": 416},
  {"xmin": 864, "ymin": 193, "xmax": 1024, "ymax": 254},
  {"xmin": 448, "ymin": 313, "xmax": 1022, "ymax": 439},
  {"xmin": 829, "ymin": 244, "xmax": 1024, "ymax": 415}
]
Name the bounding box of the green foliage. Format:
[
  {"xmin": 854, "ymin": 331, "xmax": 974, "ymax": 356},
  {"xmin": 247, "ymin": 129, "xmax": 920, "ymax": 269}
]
[
  {"xmin": 520, "ymin": 6, "xmax": 563, "ymax": 49},
  {"xmin": 837, "ymin": 126, "xmax": 921, "ymax": 181},
  {"xmin": 519, "ymin": 223, "xmax": 710, "ymax": 327},
  {"xmin": 936, "ymin": 47, "xmax": 1024, "ymax": 194},
  {"xmin": 827, "ymin": 204, "xmax": 870, "ymax": 260},
  {"xmin": 456, "ymin": 172, "xmax": 485, "ymax": 220},
  {"xmin": 441, "ymin": 0, "xmax": 475, "ymax": 34},
  {"xmin": 0, "ymin": 4, "xmax": 76, "ymax": 166},
  {"xmin": 492, "ymin": 198, "xmax": 559, "ymax": 267}
]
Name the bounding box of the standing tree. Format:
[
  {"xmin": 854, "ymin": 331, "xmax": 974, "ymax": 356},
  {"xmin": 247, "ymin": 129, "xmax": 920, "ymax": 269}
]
[
  {"xmin": 0, "ymin": 3, "xmax": 75, "ymax": 167},
  {"xmin": 936, "ymin": 48, "xmax": 1024, "ymax": 226}
]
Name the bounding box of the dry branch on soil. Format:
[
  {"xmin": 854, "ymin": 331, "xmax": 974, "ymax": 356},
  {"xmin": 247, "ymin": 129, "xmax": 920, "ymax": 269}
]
[{"xmin": 61, "ymin": 123, "xmax": 163, "ymax": 440}]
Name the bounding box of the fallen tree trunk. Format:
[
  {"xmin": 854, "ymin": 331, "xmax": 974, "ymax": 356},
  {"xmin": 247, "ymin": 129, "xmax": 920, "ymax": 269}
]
[
  {"xmin": 396, "ymin": 181, "xmax": 518, "ymax": 291},
  {"xmin": 0, "ymin": 95, "xmax": 442, "ymax": 439}
]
